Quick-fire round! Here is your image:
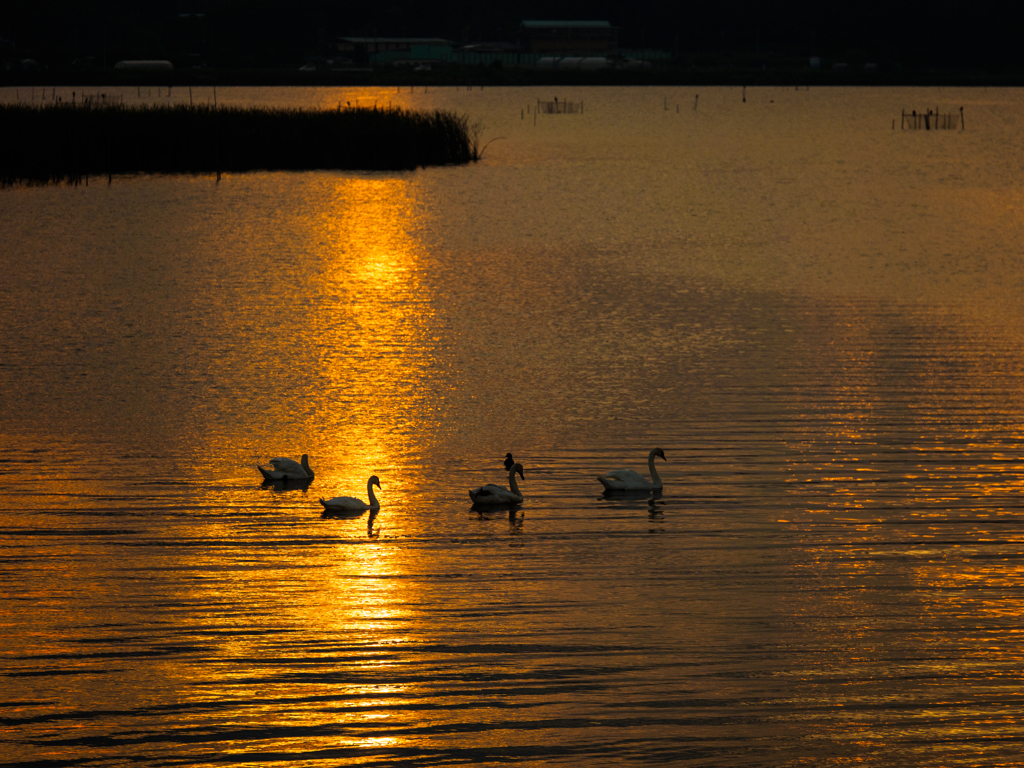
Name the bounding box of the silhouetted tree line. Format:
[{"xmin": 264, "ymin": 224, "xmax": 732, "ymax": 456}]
[{"xmin": 2, "ymin": 0, "xmax": 1020, "ymax": 72}]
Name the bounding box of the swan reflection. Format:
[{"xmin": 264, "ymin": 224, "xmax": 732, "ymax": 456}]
[
  {"xmin": 471, "ymin": 501, "xmax": 521, "ymax": 516},
  {"xmin": 597, "ymin": 488, "xmax": 667, "ymax": 518},
  {"xmin": 508, "ymin": 507, "xmax": 524, "ymax": 534},
  {"xmin": 320, "ymin": 505, "xmax": 370, "ymax": 520},
  {"xmin": 601, "ymin": 487, "xmax": 664, "ymax": 501},
  {"xmin": 320, "ymin": 507, "xmax": 382, "ymax": 538},
  {"xmin": 260, "ymin": 476, "xmax": 314, "ymax": 492},
  {"xmin": 648, "ymin": 497, "xmax": 666, "ymax": 518},
  {"xmin": 468, "ymin": 506, "xmax": 525, "ymax": 537}
]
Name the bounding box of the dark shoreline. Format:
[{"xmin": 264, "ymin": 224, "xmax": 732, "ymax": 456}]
[
  {"xmin": 0, "ymin": 103, "xmax": 479, "ymax": 186},
  {"xmin": 3, "ymin": 65, "xmax": 1024, "ymax": 90}
]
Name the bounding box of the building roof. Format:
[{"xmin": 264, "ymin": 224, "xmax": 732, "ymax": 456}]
[{"xmin": 459, "ymin": 42, "xmax": 521, "ymax": 52}]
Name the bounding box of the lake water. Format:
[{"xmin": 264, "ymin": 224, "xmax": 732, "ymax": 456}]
[{"xmin": 3, "ymin": 85, "xmax": 1024, "ymax": 766}]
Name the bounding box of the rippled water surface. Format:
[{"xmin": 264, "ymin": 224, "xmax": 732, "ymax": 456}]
[{"xmin": 3, "ymin": 85, "xmax": 1024, "ymax": 766}]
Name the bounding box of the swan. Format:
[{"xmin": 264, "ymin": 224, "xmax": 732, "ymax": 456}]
[
  {"xmin": 504, "ymin": 452, "xmax": 515, "ymax": 471},
  {"xmin": 258, "ymin": 454, "xmax": 313, "ymax": 482},
  {"xmin": 470, "ymin": 462, "xmax": 524, "ymax": 505},
  {"xmin": 597, "ymin": 448, "xmax": 666, "ymax": 492},
  {"xmin": 320, "ymin": 475, "xmax": 381, "ymax": 512}
]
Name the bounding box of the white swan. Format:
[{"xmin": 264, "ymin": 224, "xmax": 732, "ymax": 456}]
[
  {"xmin": 258, "ymin": 454, "xmax": 313, "ymax": 481},
  {"xmin": 320, "ymin": 475, "xmax": 381, "ymax": 511},
  {"xmin": 597, "ymin": 448, "xmax": 666, "ymax": 491},
  {"xmin": 470, "ymin": 462, "xmax": 524, "ymax": 505}
]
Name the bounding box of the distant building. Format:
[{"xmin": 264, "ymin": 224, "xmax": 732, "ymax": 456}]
[
  {"xmin": 537, "ymin": 56, "xmax": 612, "ymax": 70},
  {"xmin": 336, "ymin": 37, "xmax": 454, "ymax": 66},
  {"xmin": 114, "ymin": 60, "xmax": 174, "ymax": 71},
  {"xmin": 519, "ymin": 21, "xmax": 618, "ymax": 56},
  {"xmin": 536, "ymin": 56, "xmax": 651, "ymax": 70},
  {"xmin": 459, "ymin": 42, "xmax": 521, "ymax": 55},
  {"xmin": 453, "ymin": 42, "xmax": 528, "ymax": 68}
]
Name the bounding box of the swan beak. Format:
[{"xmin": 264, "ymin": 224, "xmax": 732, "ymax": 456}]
[
  {"xmin": 656, "ymin": 448, "xmax": 666, "ymax": 461},
  {"xmin": 517, "ymin": 468, "xmax": 525, "ymax": 480}
]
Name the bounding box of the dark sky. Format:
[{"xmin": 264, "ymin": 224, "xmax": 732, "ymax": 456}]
[{"xmin": 1, "ymin": 1, "xmax": 1016, "ymax": 70}]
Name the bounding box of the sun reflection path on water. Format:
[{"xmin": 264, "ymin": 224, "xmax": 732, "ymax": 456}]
[
  {"xmin": 259, "ymin": 177, "xmax": 436, "ymax": 756},
  {"xmin": 300, "ymin": 174, "xmax": 442, "ymax": 495},
  {"xmin": 101, "ymin": 175, "xmax": 443, "ymax": 763},
  {"xmin": 155, "ymin": 522, "xmax": 421, "ymax": 761}
]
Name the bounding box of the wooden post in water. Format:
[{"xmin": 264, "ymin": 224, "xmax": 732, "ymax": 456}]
[
  {"xmin": 189, "ymin": 86, "xmax": 193, "ymax": 106},
  {"xmin": 742, "ymin": 85, "xmax": 746, "ymax": 103},
  {"xmin": 960, "ymin": 106, "xmax": 965, "ymax": 130},
  {"xmin": 694, "ymin": 94, "xmax": 699, "ymax": 110}
]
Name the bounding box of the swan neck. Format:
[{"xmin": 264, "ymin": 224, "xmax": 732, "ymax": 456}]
[
  {"xmin": 648, "ymin": 452, "xmax": 662, "ymax": 486},
  {"xmin": 367, "ymin": 479, "xmax": 379, "ymax": 506},
  {"xmin": 508, "ymin": 467, "xmax": 522, "ymax": 498}
]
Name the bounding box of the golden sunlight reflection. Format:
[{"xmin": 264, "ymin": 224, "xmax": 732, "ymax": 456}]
[
  {"xmin": 137, "ymin": 177, "xmax": 435, "ymax": 740},
  {"xmin": 155, "ymin": 171, "xmax": 443, "ymax": 493},
  {"xmin": 319, "ymin": 541, "xmax": 409, "ymax": 638},
  {"xmin": 279, "ymin": 539, "xmax": 417, "ymax": 747},
  {"xmin": 305, "ymin": 175, "xmax": 437, "ymax": 493},
  {"xmin": 320, "ymin": 86, "xmax": 424, "ymax": 112}
]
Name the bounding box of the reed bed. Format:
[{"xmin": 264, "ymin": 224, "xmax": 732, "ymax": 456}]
[{"xmin": 0, "ymin": 103, "xmax": 480, "ymax": 185}]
